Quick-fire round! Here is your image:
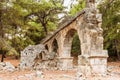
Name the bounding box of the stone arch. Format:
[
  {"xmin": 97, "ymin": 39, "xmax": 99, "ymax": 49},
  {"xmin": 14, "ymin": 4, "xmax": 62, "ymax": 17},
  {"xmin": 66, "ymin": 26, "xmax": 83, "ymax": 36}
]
[
  {"xmin": 45, "ymin": 44, "xmax": 49, "ymax": 51},
  {"xmin": 52, "ymin": 38, "xmax": 59, "ymax": 55},
  {"xmin": 57, "ymin": 28, "xmax": 82, "ymax": 69},
  {"xmin": 63, "ymin": 28, "xmax": 81, "ymax": 58}
]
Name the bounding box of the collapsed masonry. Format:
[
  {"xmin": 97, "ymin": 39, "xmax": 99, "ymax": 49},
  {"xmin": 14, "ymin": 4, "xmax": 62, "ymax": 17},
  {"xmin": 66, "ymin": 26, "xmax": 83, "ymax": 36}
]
[{"xmin": 20, "ymin": 44, "xmax": 58, "ymax": 70}]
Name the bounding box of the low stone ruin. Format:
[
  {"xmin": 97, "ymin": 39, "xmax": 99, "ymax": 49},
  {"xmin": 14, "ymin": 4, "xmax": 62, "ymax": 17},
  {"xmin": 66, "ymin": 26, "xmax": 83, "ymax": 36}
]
[
  {"xmin": 0, "ymin": 62, "xmax": 15, "ymax": 72},
  {"xmin": 20, "ymin": 44, "xmax": 46, "ymax": 69},
  {"xmin": 20, "ymin": 44, "xmax": 58, "ymax": 70},
  {"xmin": 34, "ymin": 51, "xmax": 58, "ymax": 70}
]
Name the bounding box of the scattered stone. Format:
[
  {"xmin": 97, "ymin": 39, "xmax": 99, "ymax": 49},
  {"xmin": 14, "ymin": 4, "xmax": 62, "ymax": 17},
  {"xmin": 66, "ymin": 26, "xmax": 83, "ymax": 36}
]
[
  {"xmin": 0, "ymin": 62, "xmax": 15, "ymax": 72},
  {"xmin": 30, "ymin": 73, "xmax": 35, "ymax": 76},
  {"xmin": 13, "ymin": 78, "xmax": 18, "ymax": 80},
  {"xmin": 36, "ymin": 70, "xmax": 44, "ymax": 78},
  {"xmin": 76, "ymin": 72, "xmax": 84, "ymax": 80},
  {"xmin": 62, "ymin": 74, "xmax": 75, "ymax": 79},
  {"xmin": 107, "ymin": 66, "xmax": 114, "ymax": 72},
  {"xmin": 24, "ymin": 74, "xmax": 33, "ymax": 80},
  {"xmin": 18, "ymin": 75, "xmax": 24, "ymax": 79}
]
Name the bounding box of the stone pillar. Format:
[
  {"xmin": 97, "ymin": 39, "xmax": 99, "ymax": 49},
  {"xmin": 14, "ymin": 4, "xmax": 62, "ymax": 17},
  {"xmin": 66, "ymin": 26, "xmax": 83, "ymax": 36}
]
[
  {"xmin": 77, "ymin": 50, "xmax": 108, "ymax": 79},
  {"xmin": 57, "ymin": 57, "xmax": 73, "ymax": 70},
  {"xmin": 47, "ymin": 42, "xmax": 53, "ymax": 53},
  {"xmin": 77, "ymin": 4, "xmax": 108, "ymax": 79},
  {"xmin": 77, "ymin": 55, "xmax": 91, "ymax": 77},
  {"xmin": 89, "ymin": 50, "xmax": 108, "ymax": 75}
]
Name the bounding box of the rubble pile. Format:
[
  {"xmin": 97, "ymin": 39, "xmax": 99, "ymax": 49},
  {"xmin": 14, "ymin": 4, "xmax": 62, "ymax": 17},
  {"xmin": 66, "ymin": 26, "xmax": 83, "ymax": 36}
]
[
  {"xmin": 0, "ymin": 70, "xmax": 44, "ymax": 80},
  {"xmin": 20, "ymin": 44, "xmax": 47, "ymax": 69},
  {"xmin": 20, "ymin": 44, "xmax": 58, "ymax": 70}
]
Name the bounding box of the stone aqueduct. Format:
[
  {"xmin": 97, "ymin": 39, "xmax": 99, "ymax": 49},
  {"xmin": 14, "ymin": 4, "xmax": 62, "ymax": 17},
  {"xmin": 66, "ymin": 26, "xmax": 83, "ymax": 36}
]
[
  {"xmin": 41, "ymin": 6, "xmax": 108, "ymax": 76},
  {"xmin": 20, "ymin": 0, "xmax": 108, "ymax": 76},
  {"xmin": 41, "ymin": 11, "xmax": 88, "ymax": 70}
]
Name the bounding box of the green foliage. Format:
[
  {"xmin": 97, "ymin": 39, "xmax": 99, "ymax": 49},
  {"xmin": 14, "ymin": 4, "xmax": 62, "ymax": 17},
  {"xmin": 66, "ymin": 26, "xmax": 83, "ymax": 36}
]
[
  {"xmin": 99, "ymin": 0, "xmax": 120, "ymax": 60},
  {"xmin": 0, "ymin": 0, "xmax": 65, "ymax": 57},
  {"xmin": 7, "ymin": 48, "xmax": 18, "ymax": 56},
  {"xmin": 26, "ymin": 23, "xmax": 46, "ymax": 44},
  {"xmin": 69, "ymin": 0, "xmax": 85, "ymax": 16},
  {"xmin": 0, "ymin": 37, "xmax": 18, "ymax": 56},
  {"xmin": 17, "ymin": 0, "xmax": 64, "ymax": 34},
  {"xmin": 71, "ymin": 33, "xmax": 81, "ymax": 56}
]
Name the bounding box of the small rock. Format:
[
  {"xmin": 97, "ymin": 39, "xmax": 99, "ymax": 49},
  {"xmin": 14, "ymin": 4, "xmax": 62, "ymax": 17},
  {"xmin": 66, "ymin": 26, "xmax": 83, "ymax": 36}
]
[
  {"xmin": 18, "ymin": 75, "xmax": 24, "ymax": 79},
  {"xmin": 0, "ymin": 62, "xmax": 15, "ymax": 72},
  {"xmin": 4, "ymin": 62, "xmax": 15, "ymax": 72},
  {"xmin": 30, "ymin": 73, "xmax": 35, "ymax": 76},
  {"xmin": 36, "ymin": 71, "xmax": 43, "ymax": 78},
  {"xmin": 13, "ymin": 78, "xmax": 18, "ymax": 80},
  {"xmin": 24, "ymin": 74, "xmax": 33, "ymax": 80}
]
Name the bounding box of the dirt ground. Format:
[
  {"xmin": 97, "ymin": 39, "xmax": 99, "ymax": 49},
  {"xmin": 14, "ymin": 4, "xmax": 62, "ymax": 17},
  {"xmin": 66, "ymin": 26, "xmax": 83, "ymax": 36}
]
[{"xmin": 0, "ymin": 55, "xmax": 120, "ymax": 80}]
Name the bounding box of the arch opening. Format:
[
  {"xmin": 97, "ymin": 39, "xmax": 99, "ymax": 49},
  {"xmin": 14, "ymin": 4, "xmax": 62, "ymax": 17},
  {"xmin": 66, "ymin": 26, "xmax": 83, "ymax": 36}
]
[
  {"xmin": 63, "ymin": 29, "xmax": 81, "ymax": 66},
  {"xmin": 45, "ymin": 44, "xmax": 48, "ymax": 50},
  {"xmin": 52, "ymin": 39, "xmax": 58, "ymax": 55},
  {"xmin": 71, "ymin": 33, "xmax": 81, "ymax": 66}
]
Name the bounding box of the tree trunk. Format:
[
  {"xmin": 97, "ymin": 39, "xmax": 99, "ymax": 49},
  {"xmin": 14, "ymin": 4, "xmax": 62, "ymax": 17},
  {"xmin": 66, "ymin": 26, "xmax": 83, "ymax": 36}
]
[
  {"xmin": 1, "ymin": 50, "xmax": 5, "ymax": 62},
  {"xmin": 116, "ymin": 50, "xmax": 120, "ymax": 61},
  {"xmin": 42, "ymin": 23, "xmax": 48, "ymax": 35}
]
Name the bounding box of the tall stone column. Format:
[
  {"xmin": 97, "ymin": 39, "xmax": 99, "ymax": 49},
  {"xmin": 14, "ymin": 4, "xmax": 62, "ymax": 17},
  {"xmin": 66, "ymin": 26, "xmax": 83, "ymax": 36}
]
[{"xmin": 77, "ymin": 2, "xmax": 108, "ymax": 79}]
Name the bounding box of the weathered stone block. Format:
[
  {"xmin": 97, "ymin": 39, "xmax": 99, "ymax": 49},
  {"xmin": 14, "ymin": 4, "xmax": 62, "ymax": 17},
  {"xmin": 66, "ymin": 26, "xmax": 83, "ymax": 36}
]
[
  {"xmin": 78, "ymin": 65, "xmax": 91, "ymax": 76},
  {"xmin": 90, "ymin": 50, "xmax": 108, "ymax": 58},
  {"xmin": 94, "ymin": 58, "xmax": 102, "ymax": 64},
  {"xmin": 20, "ymin": 44, "xmax": 48, "ymax": 69},
  {"xmin": 89, "ymin": 58, "xmax": 95, "ymax": 65},
  {"xmin": 96, "ymin": 14, "xmax": 102, "ymax": 22},
  {"xmin": 57, "ymin": 57, "xmax": 73, "ymax": 70},
  {"xmin": 91, "ymin": 65, "xmax": 107, "ymax": 75},
  {"xmin": 89, "ymin": 58, "xmax": 107, "ymax": 65}
]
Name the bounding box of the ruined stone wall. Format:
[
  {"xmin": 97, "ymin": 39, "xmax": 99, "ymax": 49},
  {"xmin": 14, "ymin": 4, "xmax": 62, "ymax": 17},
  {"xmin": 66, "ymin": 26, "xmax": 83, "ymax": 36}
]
[
  {"xmin": 20, "ymin": 44, "xmax": 47, "ymax": 69},
  {"xmin": 34, "ymin": 51, "xmax": 58, "ymax": 70},
  {"xmin": 43, "ymin": 14, "xmax": 85, "ymax": 70},
  {"xmin": 20, "ymin": 44, "xmax": 59, "ymax": 70}
]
